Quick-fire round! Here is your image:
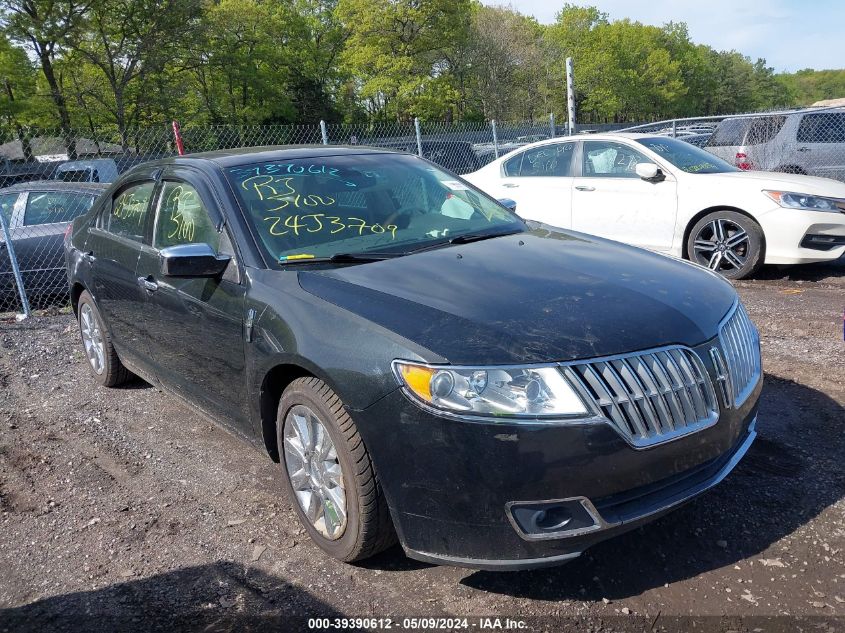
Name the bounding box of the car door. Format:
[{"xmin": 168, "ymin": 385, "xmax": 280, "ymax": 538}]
[
  {"xmin": 795, "ymin": 112, "xmax": 845, "ymax": 181},
  {"xmin": 484, "ymin": 142, "xmax": 576, "ymax": 226},
  {"xmin": 12, "ymin": 190, "xmax": 97, "ymax": 296},
  {"xmin": 83, "ymin": 179, "xmax": 157, "ymax": 372},
  {"xmin": 0, "ymin": 192, "xmax": 24, "ymax": 300},
  {"xmin": 571, "ymin": 140, "xmax": 678, "ymax": 251},
  {"xmin": 135, "ymin": 169, "xmax": 248, "ymax": 428}
]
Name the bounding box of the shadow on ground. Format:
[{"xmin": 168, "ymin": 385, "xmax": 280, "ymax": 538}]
[
  {"xmin": 449, "ymin": 375, "xmax": 844, "ymax": 600},
  {"xmin": 755, "ymin": 256, "xmax": 844, "ymax": 283},
  {"xmin": 0, "ymin": 561, "xmax": 348, "ymax": 633}
]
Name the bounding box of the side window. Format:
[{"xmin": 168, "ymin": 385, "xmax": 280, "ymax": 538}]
[
  {"xmin": 23, "ymin": 192, "xmax": 95, "ymax": 226},
  {"xmin": 745, "ymin": 116, "xmax": 785, "ymax": 145},
  {"xmin": 797, "ymin": 113, "xmax": 845, "ymax": 143},
  {"xmin": 0, "ymin": 193, "xmax": 18, "ymax": 225},
  {"xmin": 582, "ymin": 141, "xmax": 650, "ymax": 178},
  {"xmin": 503, "ymin": 143, "xmax": 574, "ymax": 177},
  {"xmin": 154, "ymin": 181, "xmax": 220, "ymax": 252},
  {"xmin": 107, "ymin": 182, "xmax": 155, "ymax": 242}
]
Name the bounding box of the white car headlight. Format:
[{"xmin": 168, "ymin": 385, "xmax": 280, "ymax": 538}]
[
  {"xmin": 393, "ymin": 361, "xmax": 589, "ymax": 419},
  {"xmin": 764, "ymin": 190, "xmax": 845, "ymax": 213}
]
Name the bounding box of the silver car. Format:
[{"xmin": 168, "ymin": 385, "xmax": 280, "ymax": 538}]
[{"xmin": 705, "ymin": 108, "xmax": 845, "ymax": 182}]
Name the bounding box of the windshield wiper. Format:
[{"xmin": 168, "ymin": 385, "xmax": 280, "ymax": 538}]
[
  {"xmin": 447, "ymin": 229, "xmax": 523, "ymax": 245},
  {"xmin": 279, "ymin": 252, "xmax": 403, "ymax": 265},
  {"xmin": 405, "ymin": 229, "xmax": 524, "ymax": 254}
]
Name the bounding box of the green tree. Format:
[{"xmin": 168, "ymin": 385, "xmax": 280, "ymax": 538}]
[
  {"xmin": 336, "ymin": 0, "xmax": 472, "ymax": 121},
  {"xmin": 2, "ymin": 0, "xmax": 88, "ymax": 156}
]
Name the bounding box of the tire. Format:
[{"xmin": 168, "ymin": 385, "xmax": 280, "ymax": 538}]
[
  {"xmin": 686, "ymin": 211, "xmax": 764, "ymax": 280},
  {"xmin": 277, "ymin": 377, "xmax": 395, "ymax": 562},
  {"xmin": 775, "ymin": 165, "xmax": 806, "ymax": 175},
  {"xmin": 77, "ymin": 290, "xmax": 132, "ymax": 387}
]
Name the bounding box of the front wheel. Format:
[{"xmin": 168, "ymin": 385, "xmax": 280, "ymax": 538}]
[
  {"xmin": 686, "ymin": 211, "xmax": 764, "ymax": 280},
  {"xmin": 277, "ymin": 377, "xmax": 395, "ymax": 562}
]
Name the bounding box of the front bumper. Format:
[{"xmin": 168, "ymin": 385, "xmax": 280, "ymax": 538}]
[
  {"xmin": 760, "ymin": 207, "xmax": 845, "ymax": 264},
  {"xmin": 354, "ymin": 347, "xmax": 761, "ymax": 571}
]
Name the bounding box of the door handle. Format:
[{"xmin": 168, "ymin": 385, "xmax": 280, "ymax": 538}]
[
  {"xmin": 502, "ymin": 183, "xmax": 519, "ymax": 188},
  {"xmin": 796, "ymin": 147, "xmax": 811, "ymax": 152},
  {"xmin": 82, "ymin": 250, "xmax": 96, "ymax": 262},
  {"xmin": 575, "ymin": 186, "xmax": 595, "ymax": 192},
  {"xmin": 138, "ymin": 276, "xmax": 158, "ymax": 292}
]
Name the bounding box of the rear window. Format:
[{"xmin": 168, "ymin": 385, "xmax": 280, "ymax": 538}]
[
  {"xmin": 707, "ymin": 116, "xmax": 785, "ymax": 147},
  {"xmin": 58, "ymin": 168, "xmax": 97, "ymax": 183},
  {"xmin": 797, "ymin": 113, "xmax": 845, "ymax": 143},
  {"xmin": 23, "ymin": 191, "xmax": 95, "ymax": 226}
]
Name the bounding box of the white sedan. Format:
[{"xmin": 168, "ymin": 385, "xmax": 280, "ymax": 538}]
[{"xmin": 464, "ymin": 133, "xmax": 845, "ymax": 279}]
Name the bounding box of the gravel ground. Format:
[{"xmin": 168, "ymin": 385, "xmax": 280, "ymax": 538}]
[{"xmin": 0, "ymin": 261, "xmax": 844, "ymax": 633}]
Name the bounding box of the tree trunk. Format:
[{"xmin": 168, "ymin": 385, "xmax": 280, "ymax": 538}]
[{"xmin": 38, "ymin": 49, "xmax": 76, "ymax": 159}]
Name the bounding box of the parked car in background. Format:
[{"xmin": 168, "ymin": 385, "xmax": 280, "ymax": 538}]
[
  {"xmin": 679, "ymin": 133, "xmax": 712, "ymax": 148},
  {"xmin": 705, "ymin": 108, "xmax": 845, "ymax": 181},
  {"xmin": 54, "ymin": 158, "xmax": 120, "ymax": 183},
  {"xmin": 1, "ymin": 181, "xmax": 107, "ymax": 304},
  {"xmin": 65, "ymin": 146, "xmax": 760, "ymax": 570},
  {"xmin": 464, "ymin": 133, "xmax": 845, "ymax": 279}
]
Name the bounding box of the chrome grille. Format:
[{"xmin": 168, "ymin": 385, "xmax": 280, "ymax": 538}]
[
  {"xmin": 718, "ymin": 302, "xmax": 761, "ymax": 407},
  {"xmin": 561, "ymin": 347, "xmax": 718, "ymax": 448}
]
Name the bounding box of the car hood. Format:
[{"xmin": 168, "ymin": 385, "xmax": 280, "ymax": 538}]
[
  {"xmin": 702, "ymin": 171, "xmax": 845, "ymax": 197},
  {"xmin": 297, "ymin": 227, "xmax": 737, "ymax": 365}
]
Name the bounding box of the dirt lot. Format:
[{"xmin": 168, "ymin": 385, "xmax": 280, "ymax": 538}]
[{"xmin": 1, "ymin": 261, "xmax": 844, "ymax": 632}]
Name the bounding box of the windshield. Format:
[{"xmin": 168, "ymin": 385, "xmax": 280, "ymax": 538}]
[
  {"xmin": 636, "ymin": 137, "xmax": 738, "ymax": 174},
  {"xmin": 226, "ymin": 153, "xmax": 525, "ymax": 263}
]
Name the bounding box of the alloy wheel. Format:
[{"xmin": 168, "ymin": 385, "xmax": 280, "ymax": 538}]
[
  {"xmin": 692, "ymin": 218, "xmax": 750, "ymax": 272},
  {"xmin": 283, "ymin": 404, "xmax": 347, "ymax": 540},
  {"xmin": 80, "ymin": 303, "xmax": 106, "ymax": 375}
]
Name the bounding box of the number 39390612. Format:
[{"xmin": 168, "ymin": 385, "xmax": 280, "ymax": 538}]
[{"xmin": 264, "ymin": 214, "xmax": 398, "ymax": 239}]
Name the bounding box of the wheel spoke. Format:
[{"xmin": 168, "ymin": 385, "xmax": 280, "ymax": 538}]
[
  {"xmin": 291, "ymin": 411, "xmax": 313, "ymax": 452},
  {"xmin": 707, "ymin": 251, "xmax": 723, "ymax": 270},
  {"xmin": 288, "ymin": 466, "xmax": 310, "ymax": 491},
  {"xmin": 726, "ymin": 230, "xmax": 748, "ymax": 248},
  {"xmin": 724, "ymin": 249, "xmax": 746, "ymax": 269},
  {"xmin": 713, "ymin": 219, "xmax": 726, "ymax": 242},
  {"xmin": 693, "ymin": 239, "xmax": 717, "ymax": 252}
]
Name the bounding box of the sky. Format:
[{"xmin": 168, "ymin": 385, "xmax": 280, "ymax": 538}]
[{"xmin": 486, "ymin": 0, "xmax": 844, "ymax": 72}]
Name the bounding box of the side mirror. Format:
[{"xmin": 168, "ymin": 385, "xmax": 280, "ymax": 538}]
[
  {"xmin": 159, "ymin": 243, "xmax": 231, "ymax": 278},
  {"xmin": 635, "ymin": 163, "xmax": 663, "ymax": 182},
  {"xmin": 498, "ymin": 197, "xmax": 518, "ymax": 212}
]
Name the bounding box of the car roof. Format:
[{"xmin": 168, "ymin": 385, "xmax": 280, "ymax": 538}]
[
  {"xmin": 140, "ymin": 145, "xmax": 401, "ymax": 170},
  {"xmin": 0, "ymin": 181, "xmax": 109, "ymax": 195}
]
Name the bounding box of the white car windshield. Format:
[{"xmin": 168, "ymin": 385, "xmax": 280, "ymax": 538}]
[{"xmin": 637, "ymin": 137, "xmax": 738, "ymax": 174}]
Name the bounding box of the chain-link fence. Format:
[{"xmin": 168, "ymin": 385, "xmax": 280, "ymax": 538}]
[{"xmin": 3, "ymin": 108, "xmax": 844, "ymax": 316}]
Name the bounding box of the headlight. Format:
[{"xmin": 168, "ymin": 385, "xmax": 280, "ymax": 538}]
[
  {"xmin": 763, "ymin": 190, "xmax": 845, "ymax": 213},
  {"xmin": 392, "ymin": 361, "xmax": 589, "ymax": 419}
]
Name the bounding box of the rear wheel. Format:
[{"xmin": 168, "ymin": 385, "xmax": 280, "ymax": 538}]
[
  {"xmin": 687, "ymin": 211, "xmax": 764, "ymax": 280},
  {"xmin": 277, "ymin": 377, "xmax": 395, "ymax": 562},
  {"xmin": 77, "ymin": 290, "xmax": 132, "ymax": 387}
]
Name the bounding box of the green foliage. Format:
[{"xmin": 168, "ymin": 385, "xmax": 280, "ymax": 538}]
[{"xmin": 0, "ymin": 0, "xmax": 841, "ymax": 135}]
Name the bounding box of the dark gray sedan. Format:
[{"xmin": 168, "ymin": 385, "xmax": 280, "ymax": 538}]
[
  {"xmin": 1, "ymin": 181, "xmax": 107, "ymax": 306},
  {"xmin": 64, "ymin": 147, "xmax": 761, "ymax": 570}
]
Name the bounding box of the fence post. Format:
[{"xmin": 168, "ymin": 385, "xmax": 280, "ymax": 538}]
[
  {"xmin": 491, "ymin": 120, "xmax": 499, "ymax": 158},
  {"xmin": 414, "ymin": 118, "xmax": 423, "ymax": 157},
  {"xmin": 320, "ymin": 120, "xmax": 329, "ymax": 145},
  {"xmin": 0, "ymin": 210, "xmax": 31, "ymax": 319},
  {"xmin": 549, "ymin": 113, "xmax": 556, "ymax": 138},
  {"xmin": 566, "ymin": 57, "xmax": 576, "ymax": 135},
  {"xmin": 671, "ymin": 120, "xmax": 677, "ymax": 138}
]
